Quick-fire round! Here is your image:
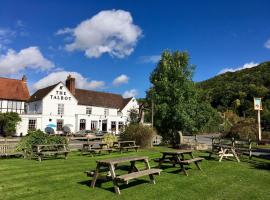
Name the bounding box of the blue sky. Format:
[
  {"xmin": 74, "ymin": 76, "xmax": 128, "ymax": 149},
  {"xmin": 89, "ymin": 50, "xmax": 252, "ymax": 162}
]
[{"xmin": 0, "ymin": 0, "xmax": 270, "ymax": 98}]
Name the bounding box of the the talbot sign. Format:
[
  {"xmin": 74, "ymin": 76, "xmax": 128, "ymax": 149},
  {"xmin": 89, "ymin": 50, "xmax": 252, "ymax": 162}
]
[{"xmin": 50, "ymin": 90, "xmax": 72, "ymax": 101}]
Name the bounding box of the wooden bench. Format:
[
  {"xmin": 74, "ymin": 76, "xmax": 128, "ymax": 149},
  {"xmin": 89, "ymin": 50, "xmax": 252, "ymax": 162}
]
[
  {"xmin": 115, "ymin": 168, "xmax": 162, "ymax": 184},
  {"xmin": 114, "ymin": 141, "xmax": 140, "ymax": 153},
  {"xmin": 158, "ymin": 150, "xmax": 204, "ymax": 176},
  {"xmin": 32, "ymin": 144, "xmax": 69, "ymax": 162},
  {"xmin": 81, "ymin": 142, "xmax": 114, "ymax": 156},
  {"xmin": 89, "ymin": 156, "xmax": 162, "ymax": 194},
  {"xmin": 0, "ymin": 143, "xmax": 24, "ymax": 158}
]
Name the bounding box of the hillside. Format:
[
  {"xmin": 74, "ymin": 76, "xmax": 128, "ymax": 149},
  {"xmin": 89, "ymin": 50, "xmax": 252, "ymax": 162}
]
[{"xmin": 198, "ymin": 61, "xmax": 270, "ymax": 118}]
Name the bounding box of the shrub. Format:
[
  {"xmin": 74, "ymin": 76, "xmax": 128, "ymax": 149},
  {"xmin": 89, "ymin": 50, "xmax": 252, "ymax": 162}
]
[
  {"xmin": 102, "ymin": 133, "xmax": 118, "ymax": 147},
  {"xmin": 0, "ymin": 112, "xmax": 21, "ymax": 136},
  {"xmin": 226, "ymin": 118, "xmax": 258, "ymax": 140},
  {"xmin": 17, "ymin": 130, "xmax": 67, "ymax": 155},
  {"xmin": 120, "ymin": 124, "xmax": 156, "ymax": 148}
]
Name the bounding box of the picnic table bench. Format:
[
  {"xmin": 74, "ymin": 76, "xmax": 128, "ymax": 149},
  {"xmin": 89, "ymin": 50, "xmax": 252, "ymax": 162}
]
[
  {"xmin": 32, "ymin": 144, "xmax": 69, "ymax": 162},
  {"xmin": 0, "ymin": 143, "xmax": 24, "ymax": 157},
  {"xmin": 81, "ymin": 142, "xmax": 114, "ymax": 156},
  {"xmin": 87, "ymin": 156, "xmax": 162, "ymax": 194},
  {"xmin": 157, "ymin": 150, "xmax": 204, "ymax": 176},
  {"xmin": 113, "ymin": 141, "xmax": 140, "ymax": 153}
]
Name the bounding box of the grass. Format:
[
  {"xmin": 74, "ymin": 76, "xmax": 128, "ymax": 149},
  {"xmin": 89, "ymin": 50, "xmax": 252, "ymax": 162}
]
[{"xmin": 0, "ymin": 147, "xmax": 270, "ymax": 200}]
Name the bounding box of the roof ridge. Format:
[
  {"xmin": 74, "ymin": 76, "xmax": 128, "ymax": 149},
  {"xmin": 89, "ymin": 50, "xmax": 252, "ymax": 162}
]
[
  {"xmin": 0, "ymin": 77, "xmax": 23, "ymax": 81},
  {"xmin": 75, "ymin": 88, "xmax": 123, "ymax": 97}
]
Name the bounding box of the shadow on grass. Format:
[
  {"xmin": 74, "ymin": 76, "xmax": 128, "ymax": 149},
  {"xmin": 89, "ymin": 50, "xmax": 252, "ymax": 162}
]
[
  {"xmin": 248, "ymin": 159, "xmax": 270, "ymax": 171},
  {"xmin": 78, "ymin": 179, "xmax": 150, "ymax": 193}
]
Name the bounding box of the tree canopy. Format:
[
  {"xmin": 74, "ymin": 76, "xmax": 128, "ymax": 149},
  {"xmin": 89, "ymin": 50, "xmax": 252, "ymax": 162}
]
[{"xmin": 147, "ymin": 50, "xmax": 220, "ymax": 141}]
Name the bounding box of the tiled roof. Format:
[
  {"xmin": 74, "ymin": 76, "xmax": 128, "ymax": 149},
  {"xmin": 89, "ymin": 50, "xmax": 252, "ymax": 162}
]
[
  {"xmin": 28, "ymin": 83, "xmax": 132, "ymax": 109},
  {"xmin": 75, "ymin": 89, "xmax": 132, "ymax": 109},
  {"xmin": 0, "ymin": 77, "xmax": 30, "ymax": 101},
  {"xmin": 28, "ymin": 83, "xmax": 59, "ymax": 102}
]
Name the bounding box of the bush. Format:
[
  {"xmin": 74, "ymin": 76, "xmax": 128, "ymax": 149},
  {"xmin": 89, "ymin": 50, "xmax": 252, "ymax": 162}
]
[
  {"xmin": 226, "ymin": 118, "xmax": 258, "ymax": 140},
  {"xmin": 102, "ymin": 133, "xmax": 118, "ymax": 147},
  {"xmin": 17, "ymin": 130, "xmax": 67, "ymax": 155},
  {"xmin": 120, "ymin": 124, "xmax": 156, "ymax": 148},
  {"xmin": 0, "ymin": 112, "xmax": 21, "ymax": 136}
]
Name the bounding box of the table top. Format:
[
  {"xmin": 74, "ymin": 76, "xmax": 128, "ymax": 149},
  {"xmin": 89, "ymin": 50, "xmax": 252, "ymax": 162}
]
[
  {"xmin": 83, "ymin": 142, "xmax": 107, "ymax": 146},
  {"xmin": 33, "ymin": 144, "xmax": 66, "ymax": 147},
  {"xmin": 115, "ymin": 141, "xmax": 135, "ymax": 144},
  {"xmin": 161, "ymin": 150, "xmax": 193, "ymax": 155},
  {"xmin": 97, "ymin": 156, "xmax": 148, "ymax": 165}
]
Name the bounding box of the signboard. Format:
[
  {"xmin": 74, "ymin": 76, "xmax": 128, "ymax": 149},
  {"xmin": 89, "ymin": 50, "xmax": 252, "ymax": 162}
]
[{"xmin": 254, "ymin": 97, "xmax": 262, "ymax": 110}]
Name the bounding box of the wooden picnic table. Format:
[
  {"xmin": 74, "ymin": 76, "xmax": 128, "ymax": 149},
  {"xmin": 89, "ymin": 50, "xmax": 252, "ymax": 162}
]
[
  {"xmin": 81, "ymin": 142, "xmax": 113, "ymax": 156},
  {"xmin": 32, "ymin": 144, "xmax": 69, "ymax": 162},
  {"xmin": 89, "ymin": 156, "xmax": 162, "ymax": 194},
  {"xmin": 113, "ymin": 141, "xmax": 140, "ymax": 153},
  {"xmin": 212, "ymin": 144, "xmax": 240, "ymax": 162},
  {"xmin": 157, "ymin": 150, "xmax": 204, "ymax": 176}
]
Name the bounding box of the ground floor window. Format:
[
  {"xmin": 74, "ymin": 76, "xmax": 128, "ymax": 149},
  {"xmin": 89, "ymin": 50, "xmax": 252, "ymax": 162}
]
[
  {"xmin": 28, "ymin": 119, "xmax": 37, "ymax": 130},
  {"xmin": 57, "ymin": 119, "xmax": 64, "ymax": 131},
  {"xmin": 80, "ymin": 119, "xmax": 86, "ymax": 130},
  {"xmin": 91, "ymin": 120, "xmax": 98, "ymax": 131},
  {"xmin": 111, "ymin": 121, "xmax": 116, "ymax": 132},
  {"xmin": 118, "ymin": 121, "xmax": 124, "ymax": 132}
]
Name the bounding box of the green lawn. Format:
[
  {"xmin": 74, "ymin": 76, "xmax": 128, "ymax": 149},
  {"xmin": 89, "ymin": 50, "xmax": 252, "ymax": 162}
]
[{"xmin": 0, "ymin": 147, "xmax": 270, "ymax": 200}]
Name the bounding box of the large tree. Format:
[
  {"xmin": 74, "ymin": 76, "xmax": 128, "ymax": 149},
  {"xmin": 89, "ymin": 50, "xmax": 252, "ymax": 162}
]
[{"xmin": 147, "ymin": 50, "xmax": 219, "ymax": 142}]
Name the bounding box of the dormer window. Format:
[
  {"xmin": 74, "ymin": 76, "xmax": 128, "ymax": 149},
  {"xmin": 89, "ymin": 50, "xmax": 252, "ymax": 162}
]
[{"xmin": 86, "ymin": 107, "xmax": 92, "ymax": 115}]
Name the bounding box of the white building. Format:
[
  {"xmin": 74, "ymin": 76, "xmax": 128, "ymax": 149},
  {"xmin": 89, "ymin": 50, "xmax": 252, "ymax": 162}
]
[{"xmin": 16, "ymin": 75, "xmax": 139, "ymax": 136}]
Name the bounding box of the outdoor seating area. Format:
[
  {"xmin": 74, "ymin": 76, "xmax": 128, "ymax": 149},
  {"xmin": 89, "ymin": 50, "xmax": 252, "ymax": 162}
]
[
  {"xmin": 0, "ymin": 146, "xmax": 269, "ymax": 200},
  {"xmin": 31, "ymin": 144, "xmax": 69, "ymax": 162}
]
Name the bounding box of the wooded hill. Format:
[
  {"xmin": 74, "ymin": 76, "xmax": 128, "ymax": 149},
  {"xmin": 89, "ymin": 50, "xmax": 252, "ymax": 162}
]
[{"xmin": 198, "ymin": 61, "xmax": 270, "ymax": 125}]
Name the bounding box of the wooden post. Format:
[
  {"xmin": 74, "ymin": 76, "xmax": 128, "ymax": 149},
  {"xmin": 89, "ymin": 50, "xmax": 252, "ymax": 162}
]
[
  {"xmin": 258, "ymin": 110, "xmax": 262, "ymax": 141},
  {"xmin": 151, "ymin": 100, "xmax": 154, "ymax": 128}
]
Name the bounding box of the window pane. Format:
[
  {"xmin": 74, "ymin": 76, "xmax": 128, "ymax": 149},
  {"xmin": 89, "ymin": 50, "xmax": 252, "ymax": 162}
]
[
  {"xmin": 58, "ymin": 104, "xmax": 64, "ymax": 115},
  {"xmin": 86, "ymin": 107, "xmax": 92, "ymax": 115},
  {"xmin": 80, "ymin": 119, "xmax": 86, "ymax": 130},
  {"xmin": 28, "ymin": 119, "xmax": 37, "ymax": 130},
  {"xmin": 57, "ymin": 119, "xmax": 64, "ymax": 131}
]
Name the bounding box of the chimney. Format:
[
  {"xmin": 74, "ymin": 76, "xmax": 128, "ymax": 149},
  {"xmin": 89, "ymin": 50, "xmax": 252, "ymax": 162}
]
[
  {"xmin": 66, "ymin": 75, "xmax": 76, "ymax": 95},
  {"xmin": 22, "ymin": 75, "xmax": 27, "ymax": 82}
]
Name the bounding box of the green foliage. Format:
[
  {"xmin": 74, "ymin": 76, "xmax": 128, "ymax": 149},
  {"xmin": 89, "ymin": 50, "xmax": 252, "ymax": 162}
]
[
  {"xmin": 198, "ymin": 61, "xmax": 270, "ymax": 118},
  {"xmin": 0, "ymin": 112, "xmax": 21, "ymax": 136},
  {"xmin": 226, "ymin": 118, "xmax": 258, "ymax": 140},
  {"xmin": 147, "ymin": 50, "xmax": 220, "ymax": 141},
  {"xmin": 102, "ymin": 133, "xmax": 118, "ymax": 147},
  {"xmin": 120, "ymin": 124, "xmax": 156, "ymax": 148},
  {"xmin": 129, "ymin": 108, "xmax": 140, "ymax": 124},
  {"xmin": 17, "ymin": 130, "xmax": 67, "ymax": 155}
]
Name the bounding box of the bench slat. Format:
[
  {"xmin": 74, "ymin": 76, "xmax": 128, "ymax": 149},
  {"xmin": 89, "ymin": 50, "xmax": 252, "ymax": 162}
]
[
  {"xmin": 116, "ymin": 168, "xmax": 162, "ymax": 182},
  {"xmin": 179, "ymin": 157, "xmax": 204, "ymax": 164}
]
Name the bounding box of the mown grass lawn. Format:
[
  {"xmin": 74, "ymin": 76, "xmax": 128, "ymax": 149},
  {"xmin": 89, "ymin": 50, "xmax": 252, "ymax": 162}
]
[{"xmin": 0, "ymin": 147, "xmax": 270, "ymax": 200}]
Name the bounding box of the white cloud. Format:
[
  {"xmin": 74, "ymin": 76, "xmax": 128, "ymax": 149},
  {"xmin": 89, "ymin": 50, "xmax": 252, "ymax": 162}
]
[
  {"xmin": 265, "ymin": 39, "xmax": 270, "ymax": 49},
  {"xmin": 218, "ymin": 62, "xmax": 259, "ymax": 75},
  {"xmin": 55, "ymin": 27, "xmax": 73, "ymax": 35},
  {"xmin": 56, "ymin": 9, "xmax": 142, "ymax": 58},
  {"xmin": 123, "ymin": 89, "xmax": 138, "ymax": 98},
  {"xmin": 0, "ymin": 28, "xmax": 16, "ymax": 48},
  {"xmin": 113, "ymin": 74, "xmax": 129, "ymax": 86},
  {"xmin": 33, "ymin": 71, "xmax": 105, "ymax": 91},
  {"xmin": 0, "ymin": 46, "xmax": 54, "ymax": 75},
  {"xmin": 139, "ymin": 55, "xmax": 160, "ymax": 63}
]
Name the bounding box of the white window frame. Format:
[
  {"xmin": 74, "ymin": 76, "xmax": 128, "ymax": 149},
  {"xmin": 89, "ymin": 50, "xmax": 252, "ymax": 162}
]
[{"xmin": 58, "ymin": 104, "xmax": 64, "ymax": 115}]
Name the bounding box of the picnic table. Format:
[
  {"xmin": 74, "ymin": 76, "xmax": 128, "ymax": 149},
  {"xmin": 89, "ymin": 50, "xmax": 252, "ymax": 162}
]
[
  {"xmin": 157, "ymin": 150, "xmax": 204, "ymax": 176},
  {"xmin": 113, "ymin": 141, "xmax": 140, "ymax": 153},
  {"xmin": 212, "ymin": 144, "xmax": 240, "ymax": 162},
  {"xmin": 81, "ymin": 142, "xmax": 113, "ymax": 156},
  {"xmin": 0, "ymin": 143, "xmax": 24, "ymax": 158},
  {"xmin": 32, "ymin": 144, "xmax": 69, "ymax": 162},
  {"xmin": 87, "ymin": 156, "xmax": 162, "ymax": 194}
]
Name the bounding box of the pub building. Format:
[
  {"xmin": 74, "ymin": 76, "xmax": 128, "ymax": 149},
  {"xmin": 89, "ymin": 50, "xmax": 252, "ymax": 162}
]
[{"xmin": 0, "ymin": 75, "xmax": 139, "ymax": 136}]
